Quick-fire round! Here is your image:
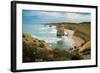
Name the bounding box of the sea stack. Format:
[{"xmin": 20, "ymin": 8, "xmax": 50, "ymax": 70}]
[{"xmin": 56, "ymin": 24, "xmax": 65, "ymax": 37}]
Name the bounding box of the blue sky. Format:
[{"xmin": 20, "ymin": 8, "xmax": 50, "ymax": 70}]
[{"xmin": 22, "ymin": 10, "xmax": 91, "ymax": 24}]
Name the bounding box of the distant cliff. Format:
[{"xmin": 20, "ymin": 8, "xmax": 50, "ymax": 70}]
[{"xmin": 48, "ymin": 22, "xmax": 91, "ymax": 59}]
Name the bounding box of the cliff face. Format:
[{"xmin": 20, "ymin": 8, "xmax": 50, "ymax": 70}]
[
  {"xmin": 64, "ymin": 23, "xmax": 91, "ymax": 42},
  {"xmin": 79, "ymin": 41, "xmax": 91, "ymax": 52},
  {"xmin": 23, "ymin": 21, "xmax": 91, "ymax": 62},
  {"xmin": 23, "ymin": 33, "xmax": 51, "ymax": 49},
  {"xmin": 56, "ymin": 24, "xmax": 65, "ymax": 37},
  {"xmin": 23, "ymin": 33, "xmax": 53, "ymax": 62},
  {"xmin": 23, "ymin": 33, "xmax": 90, "ymax": 62}
]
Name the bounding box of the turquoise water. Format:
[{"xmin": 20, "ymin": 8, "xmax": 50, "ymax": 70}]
[
  {"xmin": 23, "ymin": 24, "xmax": 61, "ymax": 42},
  {"xmin": 23, "ymin": 24, "xmax": 74, "ymax": 50}
]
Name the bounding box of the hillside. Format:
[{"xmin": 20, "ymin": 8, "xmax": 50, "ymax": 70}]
[
  {"xmin": 46, "ymin": 22, "xmax": 90, "ymax": 42},
  {"xmin": 23, "ymin": 33, "xmax": 91, "ymax": 62},
  {"xmin": 64, "ymin": 24, "xmax": 90, "ymax": 42}
]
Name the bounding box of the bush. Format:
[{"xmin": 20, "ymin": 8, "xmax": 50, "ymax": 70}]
[
  {"xmin": 23, "ymin": 41, "xmax": 37, "ymax": 62},
  {"xmin": 81, "ymin": 48, "xmax": 91, "ymax": 55}
]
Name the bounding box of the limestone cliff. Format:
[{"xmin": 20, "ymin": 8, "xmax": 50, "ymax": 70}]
[{"xmin": 56, "ymin": 24, "xmax": 65, "ymax": 37}]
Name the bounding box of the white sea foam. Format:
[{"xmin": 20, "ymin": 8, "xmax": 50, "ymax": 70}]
[
  {"xmin": 61, "ymin": 36, "xmax": 75, "ymax": 51},
  {"xmin": 27, "ymin": 24, "xmax": 74, "ymax": 50}
]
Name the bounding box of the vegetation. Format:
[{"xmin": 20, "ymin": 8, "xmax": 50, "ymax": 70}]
[
  {"xmin": 23, "ymin": 33, "xmax": 91, "ymax": 63},
  {"xmin": 80, "ymin": 48, "xmax": 91, "ymax": 55},
  {"xmin": 47, "ymin": 22, "xmax": 90, "ymax": 42}
]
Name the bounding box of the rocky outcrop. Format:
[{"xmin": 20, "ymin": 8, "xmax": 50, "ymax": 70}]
[
  {"xmin": 79, "ymin": 41, "xmax": 91, "ymax": 52},
  {"xmin": 23, "ymin": 33, "xmax": 53, "ymax": 62},
  {"xmin": 23, "ymin": 33, "xmax": 50, "ymax": 49},
  {"xmin": 23, "ymin": 22, "xmax": 91, "ymax": 62},
  {"xmin": 56, "ymin": 24, "xmax": 65, "ymax": 37},
  {"xmin": 65, "ymin": 23, "xmax": 90, "ymax": 42},
  {"xmin": 23, "ymin": 33, "xmax": 87, "ymax": 62}
]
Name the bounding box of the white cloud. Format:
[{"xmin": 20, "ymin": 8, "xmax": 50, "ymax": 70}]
[{"xmin": 23, "ymin": 10, "xmax": 91, "ymax": 23}]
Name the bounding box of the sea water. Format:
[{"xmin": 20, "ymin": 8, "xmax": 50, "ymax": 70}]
[{"xmin": 23, "ymin": 24, "xmax": 74, "ymax": 50}]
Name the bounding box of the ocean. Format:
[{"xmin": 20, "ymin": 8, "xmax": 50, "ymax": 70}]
[{"xmin": 23, "ymin": 24, "xmax": 74, "ymax": 50}]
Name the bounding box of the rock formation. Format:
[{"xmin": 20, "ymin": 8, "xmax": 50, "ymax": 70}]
[{"xmin": 56, "ymin": 24, "xmax": 65, "ymax": 37}]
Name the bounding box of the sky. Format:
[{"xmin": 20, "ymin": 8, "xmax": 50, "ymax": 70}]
[{"xmin": 22, "ymin": 10, "xmax": 91, "ymax": 24}]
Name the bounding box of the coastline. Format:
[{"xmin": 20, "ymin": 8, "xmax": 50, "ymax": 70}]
[{"xmin": 22, "ymin": 23, "xmax": 91, "ymax": 62}]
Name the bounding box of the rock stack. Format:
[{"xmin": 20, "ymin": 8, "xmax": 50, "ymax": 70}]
[{"xmin": 56, "ymin": 24, "xmax": 65, "ymax": 37}]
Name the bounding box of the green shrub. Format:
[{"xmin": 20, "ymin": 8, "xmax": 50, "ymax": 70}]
[{"xmin": 81, "ymin": 48, "xmax": 91, "ymax": 55}]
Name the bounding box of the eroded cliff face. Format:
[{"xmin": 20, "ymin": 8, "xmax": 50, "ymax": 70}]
[
  {"xmin": 23, "ymin": 33, "xmax": 50, "ymax": 49},
  {"xmin": 23, "ymin": 33, "xmax": 89, "ymax": 62},
  {"xmin": 22, "ymin": 22, "xmax": 91, "ymax": 62},
  {"xmin": 23, "ymin": 33, "xmax": 54, "ymax": 62},
  {"xmin": 55, "ymin": 23, "xmax": 91, "ymax": 54},
  {"xmin": 56, "ymin": 24, "xmax": 65, "ymax": 37}
]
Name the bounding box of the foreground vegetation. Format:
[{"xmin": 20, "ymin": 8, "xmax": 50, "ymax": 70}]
[{"xmin": 23, "ymin": 33, "xmax": 91, "ymax": 63}]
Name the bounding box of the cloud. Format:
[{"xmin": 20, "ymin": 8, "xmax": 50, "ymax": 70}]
[
  {"xmin": 22, "ymin": 10, "xmax": 91, "ymax": 24},
  {"xmin": 65, "ymin": 13, "xmax": 91, "ymax": 23}
]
